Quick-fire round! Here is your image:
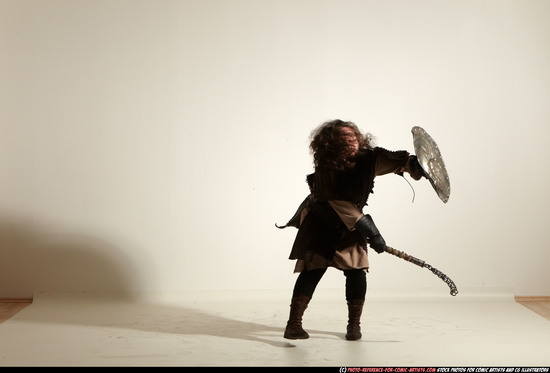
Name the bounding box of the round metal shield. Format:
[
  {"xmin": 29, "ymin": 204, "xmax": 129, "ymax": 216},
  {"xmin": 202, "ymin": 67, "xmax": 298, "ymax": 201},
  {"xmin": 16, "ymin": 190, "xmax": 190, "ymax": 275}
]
[{"xmin": 412, "ymin": 126, "xmax": 451, "ymax": 203}]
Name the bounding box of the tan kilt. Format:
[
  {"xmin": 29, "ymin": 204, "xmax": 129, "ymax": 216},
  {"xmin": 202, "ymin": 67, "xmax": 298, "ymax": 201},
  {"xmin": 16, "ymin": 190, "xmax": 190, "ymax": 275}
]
[{"xmin": 293, "ymin": 200, "xmax": 369, "ymax": 273}]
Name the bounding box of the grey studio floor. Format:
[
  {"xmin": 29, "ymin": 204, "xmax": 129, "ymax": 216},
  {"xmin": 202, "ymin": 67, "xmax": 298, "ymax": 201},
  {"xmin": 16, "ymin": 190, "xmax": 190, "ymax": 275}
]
[{"xmin": 0, "ymin": 288, "xmax": 549, "ymax": 367}]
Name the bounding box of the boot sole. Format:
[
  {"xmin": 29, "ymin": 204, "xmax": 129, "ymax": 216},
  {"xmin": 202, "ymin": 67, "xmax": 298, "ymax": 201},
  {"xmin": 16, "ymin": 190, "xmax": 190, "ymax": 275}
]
[{"xmin": 284, "ymin": 333, "xmax": 310, "ymax": 340}]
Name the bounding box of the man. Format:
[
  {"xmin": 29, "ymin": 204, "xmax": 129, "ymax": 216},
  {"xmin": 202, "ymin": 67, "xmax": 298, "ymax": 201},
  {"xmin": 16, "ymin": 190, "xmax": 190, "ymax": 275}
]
[{"xmin": 278, "ymin": 119, "xmax": 425, "ymax": 341}]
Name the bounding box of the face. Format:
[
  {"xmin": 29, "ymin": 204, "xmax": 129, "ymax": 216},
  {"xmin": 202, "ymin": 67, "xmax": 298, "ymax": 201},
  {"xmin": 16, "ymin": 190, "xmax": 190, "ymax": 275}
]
[{"xmin": 338, "ymin": 126, "xmax": 359, "ymax": 158}]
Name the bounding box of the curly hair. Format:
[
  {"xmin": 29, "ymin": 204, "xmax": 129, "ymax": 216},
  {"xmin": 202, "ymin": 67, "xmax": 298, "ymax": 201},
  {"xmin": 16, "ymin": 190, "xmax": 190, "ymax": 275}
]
[{"xmin": 309, "ymin": 119, "xmax": 375, "ymax": 170}]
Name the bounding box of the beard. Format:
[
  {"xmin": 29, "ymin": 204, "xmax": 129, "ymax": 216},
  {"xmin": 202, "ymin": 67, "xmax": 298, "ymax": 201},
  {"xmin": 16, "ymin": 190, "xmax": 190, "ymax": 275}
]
[{"xmin": 345, "ymin": 148, "xmax": 362, "ymax": 162}]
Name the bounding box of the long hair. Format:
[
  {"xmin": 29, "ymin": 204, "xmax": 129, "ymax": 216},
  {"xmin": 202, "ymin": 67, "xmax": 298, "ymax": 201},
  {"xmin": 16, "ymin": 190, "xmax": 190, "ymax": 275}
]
[{"xmin": 309, "ymin": 119, "xmax": 375, "ymax": 170}]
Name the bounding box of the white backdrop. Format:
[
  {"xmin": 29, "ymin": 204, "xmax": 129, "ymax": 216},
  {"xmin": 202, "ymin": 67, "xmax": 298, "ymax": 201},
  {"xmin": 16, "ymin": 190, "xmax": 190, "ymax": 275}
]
[{"xmin": 1, "ymin": 0, "xmax": 549, "ymax": 298}]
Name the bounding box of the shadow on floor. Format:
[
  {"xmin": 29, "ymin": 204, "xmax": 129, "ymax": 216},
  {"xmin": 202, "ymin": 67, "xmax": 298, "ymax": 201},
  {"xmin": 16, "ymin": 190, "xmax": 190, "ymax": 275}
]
[{"xmin": 11, "ymin": 295, "xmax": 357, "ymax": 348}]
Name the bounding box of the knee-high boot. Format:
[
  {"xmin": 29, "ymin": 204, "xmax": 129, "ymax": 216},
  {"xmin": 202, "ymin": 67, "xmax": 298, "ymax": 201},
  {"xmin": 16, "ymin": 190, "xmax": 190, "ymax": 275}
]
[
  {"xmin": 345, "ymin": 299, "xmax": 364, "ymax": 341},
  {"xmin": 284, "ymin": 294, "xmax": 311, "ymax": 339}
]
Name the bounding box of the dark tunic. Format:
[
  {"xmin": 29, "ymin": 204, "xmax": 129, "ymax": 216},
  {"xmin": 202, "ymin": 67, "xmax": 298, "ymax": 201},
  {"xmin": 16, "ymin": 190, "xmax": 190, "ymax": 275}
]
[{"xmin": 279, "ymin": 147, "xmax": 416, "ymax": 271}]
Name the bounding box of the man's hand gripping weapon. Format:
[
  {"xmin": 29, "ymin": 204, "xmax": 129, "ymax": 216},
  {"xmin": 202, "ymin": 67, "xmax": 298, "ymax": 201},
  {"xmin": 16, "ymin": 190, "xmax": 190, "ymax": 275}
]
[{"xmin": 357, "ymin": 212, "xmax": 458, "ymax": 296}]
